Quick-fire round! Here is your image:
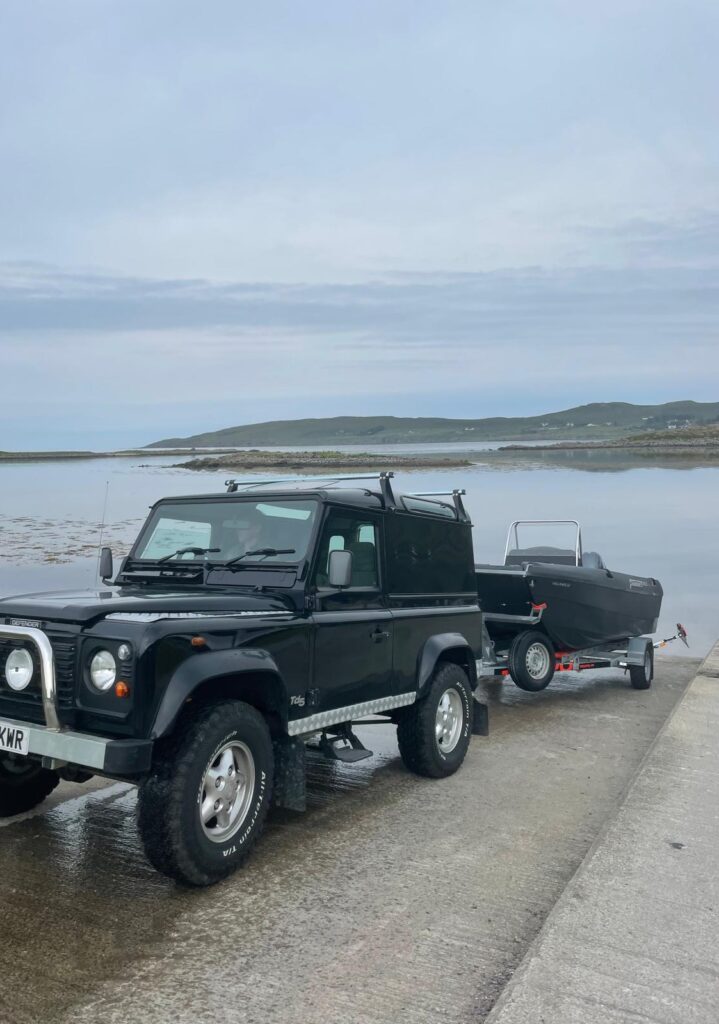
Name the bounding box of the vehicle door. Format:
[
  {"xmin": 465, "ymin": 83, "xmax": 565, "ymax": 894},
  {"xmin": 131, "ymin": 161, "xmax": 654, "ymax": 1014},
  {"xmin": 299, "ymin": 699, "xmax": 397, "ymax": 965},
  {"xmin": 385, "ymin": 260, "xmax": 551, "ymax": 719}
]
[{"xmin": 310, "ymin": 507, "xmax": 393, "ymax": 713}]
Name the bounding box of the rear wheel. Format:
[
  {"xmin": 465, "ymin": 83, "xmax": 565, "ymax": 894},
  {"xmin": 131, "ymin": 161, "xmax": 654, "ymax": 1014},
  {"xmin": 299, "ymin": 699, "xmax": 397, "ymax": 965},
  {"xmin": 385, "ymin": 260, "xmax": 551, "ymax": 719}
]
[
  {"xmin": 0, "ymin": 756, "xmax": 59, "ymax": 816},
  {"xmin": 397, "ymin": 662, "xmax": 473, "ymax": 778},
  {"xmin": 509, "ymin": 631, "xmax": 555, "ymax": 691},
  {"xmin": 629, "ymin": 644, "xmax": 654, "ymax": 690},
  {"xmin": 137, "ymin": 700, "xmax": 274, "ymax": 887}
]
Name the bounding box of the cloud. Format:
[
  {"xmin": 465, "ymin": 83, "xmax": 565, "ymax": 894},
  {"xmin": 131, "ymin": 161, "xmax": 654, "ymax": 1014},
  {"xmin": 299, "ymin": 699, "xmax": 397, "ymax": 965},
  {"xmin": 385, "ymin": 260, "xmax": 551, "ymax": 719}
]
[
  {"xmin": 580, "ymin": 213, "xmax": 719, "ymax": 267},
  {"xmin": 1, "ymin": 2, "xmax": 718, "ymax": 281},
  {"xmin": 0, "ymin": 2, "xmax": 718, "ymax": 446},
  {"xmin": 0, "ymin": 261, "xmax": 717, "ymax": 339},
  {"xmin": 0, "ymin": 260, "xmax": 716, "ymax": 449}
]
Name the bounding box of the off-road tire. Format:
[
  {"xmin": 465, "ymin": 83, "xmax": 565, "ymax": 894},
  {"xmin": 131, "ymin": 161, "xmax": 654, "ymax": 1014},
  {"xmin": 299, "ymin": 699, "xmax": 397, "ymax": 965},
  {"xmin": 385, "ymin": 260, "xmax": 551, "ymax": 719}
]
[
  {"xmin": 509, "ymin": 631, "xmax": 555, "ymax": 691},
  {"xmin": 0, "ymin": 757, "xmax": 59, "ymax": 816},
  {"xmin": 629, "ymin": 644, "xmax": 654, "ymax": 690},
  {"xmin": 397, "ymin": 662, "xmax": 474, "ymax": 778},
  {"xmin": 137, "ymin": 700, "xmax": 273, "ymax": 887}
]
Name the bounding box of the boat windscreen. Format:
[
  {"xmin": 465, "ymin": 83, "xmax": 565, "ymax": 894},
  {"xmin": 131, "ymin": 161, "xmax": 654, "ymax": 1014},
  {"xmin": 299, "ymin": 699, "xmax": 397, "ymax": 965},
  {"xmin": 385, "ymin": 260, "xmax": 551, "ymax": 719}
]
[{"xmin": 504, "ymin": 520, "xmax": 582, "ymax": 566}]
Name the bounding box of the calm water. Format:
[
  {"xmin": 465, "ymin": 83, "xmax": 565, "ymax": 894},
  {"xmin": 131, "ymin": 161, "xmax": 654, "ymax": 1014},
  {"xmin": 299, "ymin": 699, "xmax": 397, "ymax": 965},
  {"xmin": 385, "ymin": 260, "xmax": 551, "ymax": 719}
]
[{"xmin": 0, "ymin": 453, "xmax": 714, "ymax": 655}]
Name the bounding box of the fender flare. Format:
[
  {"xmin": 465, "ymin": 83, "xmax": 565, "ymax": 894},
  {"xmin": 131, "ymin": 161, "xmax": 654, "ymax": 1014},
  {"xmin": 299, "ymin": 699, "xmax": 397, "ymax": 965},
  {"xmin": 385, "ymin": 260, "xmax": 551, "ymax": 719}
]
[
  {"xmin": 151, "ymin": 648, "xmax": 288, "ymax": 738},
  {"xmin": 416, "ymin": 632, "xmax": 478, "ymax": 697}
]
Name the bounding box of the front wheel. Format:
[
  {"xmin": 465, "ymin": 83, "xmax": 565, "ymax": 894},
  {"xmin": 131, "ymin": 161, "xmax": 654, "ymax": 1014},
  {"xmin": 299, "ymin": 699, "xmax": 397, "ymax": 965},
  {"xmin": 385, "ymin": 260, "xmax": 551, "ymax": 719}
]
[
  {"xmin": 508, "ymin": 631, "xmax": 555, "ymax": 691},
  {"xmin": 397, "ymin": 662, "xmax": 473, "ymax": 778},
  {"xmin": 629, "ymin": 644, "xmax": 654, "ymax": 690},
  {"xmin": 137, "ymin": 700, "xmax": 274, "ymax": 887},
  {"xmin": 0, "ymin": 756, "xmax": 59, "ymax": 816}
]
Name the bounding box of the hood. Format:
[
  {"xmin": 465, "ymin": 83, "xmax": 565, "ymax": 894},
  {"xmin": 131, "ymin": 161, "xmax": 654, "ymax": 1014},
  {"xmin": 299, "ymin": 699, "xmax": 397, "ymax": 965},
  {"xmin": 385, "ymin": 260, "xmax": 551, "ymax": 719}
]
[{"xmin": 0, "ymin": 585, "xmax": 295, "ymax": 627}]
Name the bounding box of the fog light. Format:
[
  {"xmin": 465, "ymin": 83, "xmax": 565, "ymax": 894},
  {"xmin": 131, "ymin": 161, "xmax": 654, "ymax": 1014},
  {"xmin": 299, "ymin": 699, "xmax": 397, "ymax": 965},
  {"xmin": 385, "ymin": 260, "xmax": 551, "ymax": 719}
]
[
  {"xmin": 5, "ymin": 648, "xmax": 33, "ymax": 691},
  {"xmin": 117, "ymin": 643, "xmax": 132, "ymax": 662}
]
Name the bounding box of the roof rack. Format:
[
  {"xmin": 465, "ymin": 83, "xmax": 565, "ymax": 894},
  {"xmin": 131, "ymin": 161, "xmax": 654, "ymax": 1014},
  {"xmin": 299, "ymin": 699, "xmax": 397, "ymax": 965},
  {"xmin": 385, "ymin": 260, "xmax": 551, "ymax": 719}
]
[
  {"xmin": 225, "ymin": 471, "xmax": 397, "ymax": 507},
  {"xmin": 407, "ymin": 489, "xmax": 469, "ymax": 522}
]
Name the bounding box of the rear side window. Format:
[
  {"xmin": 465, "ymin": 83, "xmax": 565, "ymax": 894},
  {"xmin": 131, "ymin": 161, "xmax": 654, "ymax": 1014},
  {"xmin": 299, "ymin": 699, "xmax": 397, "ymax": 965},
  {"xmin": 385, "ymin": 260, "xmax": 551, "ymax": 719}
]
[
  {"xmin": 401, "ymin": 496, "xmax": 455, "ymax": 518},
  {"xmin": 386, "ymin": 514, "xmax": 475, "ymax": 595}
]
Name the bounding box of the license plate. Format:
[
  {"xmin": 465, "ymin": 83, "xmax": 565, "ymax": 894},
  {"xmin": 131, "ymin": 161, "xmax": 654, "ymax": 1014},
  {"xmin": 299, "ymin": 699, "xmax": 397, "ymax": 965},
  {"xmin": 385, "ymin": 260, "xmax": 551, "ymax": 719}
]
[{"xmin": 0, "ymin": 720, "xmax": 29, "ymax": 756}]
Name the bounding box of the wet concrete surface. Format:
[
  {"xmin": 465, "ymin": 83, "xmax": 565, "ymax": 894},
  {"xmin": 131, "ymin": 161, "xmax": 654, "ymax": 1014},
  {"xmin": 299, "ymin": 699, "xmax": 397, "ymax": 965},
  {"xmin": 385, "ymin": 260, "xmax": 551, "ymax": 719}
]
[
  {"xmin": 0, "ymin": 657, "xmax": 698, "ymax": 1024},
  {"xmin": 486, "ymin": 644, "xmax": 719, "ymax": 1024}
]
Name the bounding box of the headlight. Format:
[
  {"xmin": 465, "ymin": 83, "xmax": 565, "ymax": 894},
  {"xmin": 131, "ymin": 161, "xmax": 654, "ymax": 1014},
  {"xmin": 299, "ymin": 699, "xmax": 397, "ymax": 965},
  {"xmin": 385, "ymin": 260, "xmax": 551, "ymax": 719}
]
[
  {"xmin": 90, "ymin": 650, "xmax": 116, "ymax": 691},
  {"xmin": 6, "ymin": 648, "xmax": 34, "ymax": 691}
]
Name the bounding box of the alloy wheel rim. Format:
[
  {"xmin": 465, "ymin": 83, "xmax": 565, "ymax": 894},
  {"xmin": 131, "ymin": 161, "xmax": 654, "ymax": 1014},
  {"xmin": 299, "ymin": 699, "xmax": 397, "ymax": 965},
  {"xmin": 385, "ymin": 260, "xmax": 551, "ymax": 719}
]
[
  {"xmin": 526, "ymin": 642, "xmax": 551, "ymax": 680},
  {"xmin": 199, "ymin": 741, "xmax": 255, "ymax": 844},
  {"xmin": 435, "ymin": 687, "xmax": 463, "ymax": 754}
]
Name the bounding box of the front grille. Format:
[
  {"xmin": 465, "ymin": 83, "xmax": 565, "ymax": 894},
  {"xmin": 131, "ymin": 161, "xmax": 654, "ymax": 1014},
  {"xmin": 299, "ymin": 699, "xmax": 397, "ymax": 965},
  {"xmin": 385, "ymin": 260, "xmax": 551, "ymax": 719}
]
[
  {"xmin": 0, "ymin": 632, "xmax": 78, "ymax": 724},
  {"xmin": 49, "ymin": 633, "xmax": 77, "ymax": 708}
]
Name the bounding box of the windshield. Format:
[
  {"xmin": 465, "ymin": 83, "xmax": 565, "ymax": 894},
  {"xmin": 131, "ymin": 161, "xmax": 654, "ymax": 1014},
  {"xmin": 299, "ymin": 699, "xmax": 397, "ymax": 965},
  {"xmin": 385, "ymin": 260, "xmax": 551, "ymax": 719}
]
[{"xmin": 133, "ymin": 499, "xmax": 319, "ymax": 564}]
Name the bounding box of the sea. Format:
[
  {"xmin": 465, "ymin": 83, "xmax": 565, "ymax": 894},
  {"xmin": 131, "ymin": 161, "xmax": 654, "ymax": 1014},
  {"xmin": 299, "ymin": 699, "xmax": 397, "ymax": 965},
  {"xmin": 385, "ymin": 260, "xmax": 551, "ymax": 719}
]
[{"xmin": 0, "ymin": 443, "xmax": 713, "ymax": 655}]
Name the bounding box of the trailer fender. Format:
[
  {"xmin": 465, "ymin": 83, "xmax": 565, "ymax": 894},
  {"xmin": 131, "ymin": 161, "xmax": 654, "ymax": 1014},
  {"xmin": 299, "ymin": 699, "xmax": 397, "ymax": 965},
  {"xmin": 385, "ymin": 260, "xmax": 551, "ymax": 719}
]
[{"xmin": 626, "ymin": 636, "xmax": 653, "ymax": 666}]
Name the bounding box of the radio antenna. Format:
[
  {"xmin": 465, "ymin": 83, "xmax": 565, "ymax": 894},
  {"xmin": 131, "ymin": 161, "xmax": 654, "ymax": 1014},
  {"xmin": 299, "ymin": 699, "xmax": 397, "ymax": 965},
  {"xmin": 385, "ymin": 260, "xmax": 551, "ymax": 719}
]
[{"xmin": 96, "ymin": 480, "xmax": 110, "ymax": 579}]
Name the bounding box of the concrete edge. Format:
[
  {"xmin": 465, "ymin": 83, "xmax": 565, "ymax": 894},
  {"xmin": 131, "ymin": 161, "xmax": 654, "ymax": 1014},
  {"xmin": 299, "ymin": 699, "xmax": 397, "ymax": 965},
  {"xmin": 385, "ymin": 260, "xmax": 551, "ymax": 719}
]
[{"xmin": 484, "ymin": 647, "xmax": 714, "ymax": 1022}]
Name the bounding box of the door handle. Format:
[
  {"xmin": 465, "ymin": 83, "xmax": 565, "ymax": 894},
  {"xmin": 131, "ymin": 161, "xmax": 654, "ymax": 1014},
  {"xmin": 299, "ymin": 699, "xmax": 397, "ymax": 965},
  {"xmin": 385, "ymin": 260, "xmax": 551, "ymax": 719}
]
[{"xmin": 370, "ymin": 627, "xmax": 390, "ymax": 642}]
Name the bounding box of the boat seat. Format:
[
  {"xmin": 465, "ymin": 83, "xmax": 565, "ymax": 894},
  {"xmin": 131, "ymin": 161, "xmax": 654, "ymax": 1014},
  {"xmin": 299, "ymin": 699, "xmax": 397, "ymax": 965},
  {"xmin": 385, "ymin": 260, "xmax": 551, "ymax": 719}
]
[
  {"xmin": 505, "ymin": 546, "xmax": 577, "ymax": 567},
  {"xmin": 581, "ymin": 551, "xmax": 606, "ymax": 570}
]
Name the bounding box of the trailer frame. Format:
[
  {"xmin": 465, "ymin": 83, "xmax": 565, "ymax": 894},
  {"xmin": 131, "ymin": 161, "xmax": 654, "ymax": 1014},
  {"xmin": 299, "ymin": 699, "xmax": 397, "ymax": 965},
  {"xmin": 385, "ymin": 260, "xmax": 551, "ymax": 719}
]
[{"xmin": 478, "ymin": 622, "xmax": 688, "ymax": 681}]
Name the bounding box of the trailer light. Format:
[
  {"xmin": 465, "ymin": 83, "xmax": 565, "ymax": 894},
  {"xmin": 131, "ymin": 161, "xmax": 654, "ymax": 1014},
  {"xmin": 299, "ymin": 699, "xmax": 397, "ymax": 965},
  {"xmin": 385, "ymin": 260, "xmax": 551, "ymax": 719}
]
[{"xmin": 114, "ymin": 681, "xmax": 130, "ymax": 699}]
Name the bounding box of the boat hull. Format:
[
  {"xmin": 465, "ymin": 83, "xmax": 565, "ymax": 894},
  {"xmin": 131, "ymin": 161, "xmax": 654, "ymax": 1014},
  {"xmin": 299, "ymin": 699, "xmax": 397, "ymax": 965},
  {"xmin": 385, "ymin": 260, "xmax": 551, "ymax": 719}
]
[{"xmin": 476, "ymin": 563, "xmax": 662, "ymax": 652}]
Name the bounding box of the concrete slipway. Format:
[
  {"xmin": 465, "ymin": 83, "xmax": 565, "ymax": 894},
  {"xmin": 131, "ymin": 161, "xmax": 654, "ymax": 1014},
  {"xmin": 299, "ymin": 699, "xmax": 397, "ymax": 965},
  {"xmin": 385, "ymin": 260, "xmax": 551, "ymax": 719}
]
[
  {"xmin": 0, "ymin": 654, "xmax": 707, "ymax": 1023},
  {"xmin": 487, "ymin": 641, "xmax": 719, "ymax": 1024}
]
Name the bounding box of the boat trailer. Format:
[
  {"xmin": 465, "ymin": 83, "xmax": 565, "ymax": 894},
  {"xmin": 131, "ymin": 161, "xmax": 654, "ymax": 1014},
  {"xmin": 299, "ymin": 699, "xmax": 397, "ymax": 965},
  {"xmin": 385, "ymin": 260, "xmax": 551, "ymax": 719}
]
[{"xmin": 479, "ymin": 622, "xmax": 689, "ymax": 680}]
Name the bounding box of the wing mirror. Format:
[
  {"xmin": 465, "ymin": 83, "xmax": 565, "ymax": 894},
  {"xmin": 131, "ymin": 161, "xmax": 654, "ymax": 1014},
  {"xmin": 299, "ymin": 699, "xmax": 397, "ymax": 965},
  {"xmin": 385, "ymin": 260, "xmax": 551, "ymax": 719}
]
[
  {"xmin": 99, "ymin": 546, "xmax": 114, "ymax": 582},
  {"xmin": 327, "ymin": 549, "xmax": 352, "ymax": 588}
]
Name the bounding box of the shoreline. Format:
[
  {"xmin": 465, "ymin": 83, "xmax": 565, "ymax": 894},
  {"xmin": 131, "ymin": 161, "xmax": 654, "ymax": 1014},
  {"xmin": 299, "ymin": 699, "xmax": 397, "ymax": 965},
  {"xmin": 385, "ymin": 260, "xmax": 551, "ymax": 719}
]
[
  {"xmin": 171, "ymin": 451, "xmax": 475, "ymax": 472},
  {"xmin": 1, "ymin": 437, "xmax": 718, "ymax": 467},
  {"xmin": 495, "ymin": 440, "xmax": 719, "ymax": 454}
]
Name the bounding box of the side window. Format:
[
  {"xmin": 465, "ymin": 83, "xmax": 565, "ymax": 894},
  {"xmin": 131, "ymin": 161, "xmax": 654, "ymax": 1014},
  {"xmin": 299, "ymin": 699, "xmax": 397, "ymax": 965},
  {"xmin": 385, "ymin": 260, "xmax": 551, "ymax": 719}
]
[
  {"xmin": 386, "ymin": 515, "xmax": 475, "ymax": 595},
  {"xmin": 313, "ymin": 511, "xmax": 380, "ymax": 589}
]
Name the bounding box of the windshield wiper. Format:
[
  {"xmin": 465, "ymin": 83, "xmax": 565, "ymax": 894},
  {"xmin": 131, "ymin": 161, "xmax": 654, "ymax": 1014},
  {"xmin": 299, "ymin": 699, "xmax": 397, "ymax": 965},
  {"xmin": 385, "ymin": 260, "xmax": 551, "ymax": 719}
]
[
  {"xmin": 157, "ymin": 546, "xmax": 221, "ymax": 564},
  {"xmin": 224, "ymin": 548, "xmax": 296, "ymax": 567}
]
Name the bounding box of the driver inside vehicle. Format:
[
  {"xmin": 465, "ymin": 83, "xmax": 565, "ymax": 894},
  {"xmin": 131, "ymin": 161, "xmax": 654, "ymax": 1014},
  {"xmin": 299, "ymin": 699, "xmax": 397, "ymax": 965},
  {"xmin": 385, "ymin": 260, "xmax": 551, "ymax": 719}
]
[{"xmin": 221, "ymin": 517, "xmax": 266, "ymax": 561}]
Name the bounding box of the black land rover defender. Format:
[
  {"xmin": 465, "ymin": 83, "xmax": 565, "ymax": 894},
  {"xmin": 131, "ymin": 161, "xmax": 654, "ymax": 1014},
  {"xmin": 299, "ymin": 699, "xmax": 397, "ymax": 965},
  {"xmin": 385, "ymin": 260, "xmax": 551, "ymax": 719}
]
[{"xmin": 0, "ymin": 472, "xmax": 486, "ymax": 886}]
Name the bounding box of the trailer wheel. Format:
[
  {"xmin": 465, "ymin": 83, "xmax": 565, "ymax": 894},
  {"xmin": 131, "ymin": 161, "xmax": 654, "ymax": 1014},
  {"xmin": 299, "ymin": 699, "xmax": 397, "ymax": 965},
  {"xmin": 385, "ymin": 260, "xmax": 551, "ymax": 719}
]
[
  {"xmin": 509, "ymin": 631, "xmax": 555, "ymax": 691},
  {"xmin": 629, "ymin": 644, "xmax": 654, "ymax": 690}
]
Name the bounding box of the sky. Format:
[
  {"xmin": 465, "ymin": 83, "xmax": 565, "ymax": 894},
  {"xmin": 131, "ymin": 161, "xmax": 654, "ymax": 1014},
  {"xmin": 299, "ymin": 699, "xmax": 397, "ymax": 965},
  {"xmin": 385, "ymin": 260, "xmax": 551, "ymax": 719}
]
[{"xmin": 0, "ymin": 0, "xmax": 717, "ymax": 449}]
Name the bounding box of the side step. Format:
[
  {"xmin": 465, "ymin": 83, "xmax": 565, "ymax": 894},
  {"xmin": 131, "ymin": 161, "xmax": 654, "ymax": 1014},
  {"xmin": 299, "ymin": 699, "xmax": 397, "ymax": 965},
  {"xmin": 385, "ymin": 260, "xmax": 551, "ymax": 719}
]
[{"xmin": 319, "ymin": 725, "xmax": 373, "ymax": 763}]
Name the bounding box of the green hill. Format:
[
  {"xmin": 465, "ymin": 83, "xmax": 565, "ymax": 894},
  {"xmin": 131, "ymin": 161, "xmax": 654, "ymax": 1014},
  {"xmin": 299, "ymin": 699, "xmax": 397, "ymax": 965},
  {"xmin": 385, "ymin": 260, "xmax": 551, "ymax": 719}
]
[{"xmin": 147, "ymin": 401, "xmax": 719, "ymax": 448}]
